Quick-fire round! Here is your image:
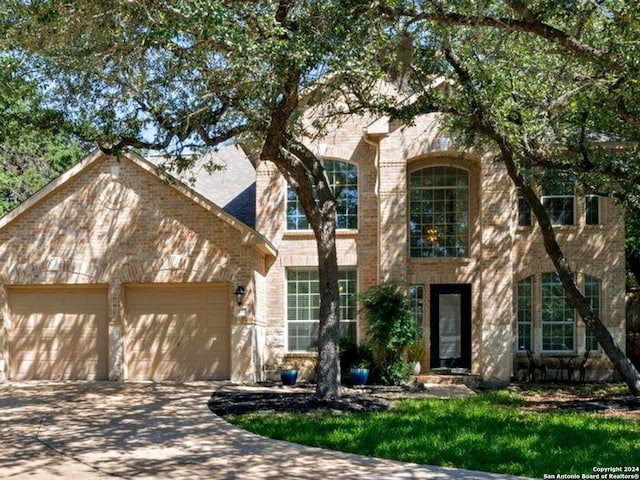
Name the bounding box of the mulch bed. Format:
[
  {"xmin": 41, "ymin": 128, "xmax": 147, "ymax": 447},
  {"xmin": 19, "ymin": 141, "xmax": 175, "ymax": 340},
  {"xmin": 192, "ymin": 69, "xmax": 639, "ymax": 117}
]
[
  {"xmin": 208, "ymin": 382, "xmax": 640, "ymax": 418},
  {"xmin": 208, "ymin": 390, "xmax": 393, "ymax": 415}
]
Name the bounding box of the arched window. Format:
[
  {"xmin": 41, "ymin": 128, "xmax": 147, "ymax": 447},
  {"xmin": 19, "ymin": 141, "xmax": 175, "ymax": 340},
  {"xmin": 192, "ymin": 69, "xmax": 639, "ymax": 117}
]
[
  {"xmin": 286, "ymin": 160, "xmax": 358, "ymax": 230},
  {"xmin": 409, "ymin": 166, "xmax": 469, "ymax": 257}
]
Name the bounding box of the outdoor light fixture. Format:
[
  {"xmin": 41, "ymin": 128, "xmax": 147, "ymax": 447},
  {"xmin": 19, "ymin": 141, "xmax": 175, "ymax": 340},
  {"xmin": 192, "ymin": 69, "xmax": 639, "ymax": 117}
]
[
  {"xmin": 110, "ymin": 164, "xmax": 120, "ymax": 179},
  {"xmin": 234, "ymin": 285, "xmax": 245, "ymax": 306}
]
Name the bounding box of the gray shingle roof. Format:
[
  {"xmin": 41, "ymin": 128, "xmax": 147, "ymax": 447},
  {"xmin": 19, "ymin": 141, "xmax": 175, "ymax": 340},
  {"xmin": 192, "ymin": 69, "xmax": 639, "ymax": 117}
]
[{"xmin": 148, "ymin": 145, "xmax": 257, "ymax": 228}]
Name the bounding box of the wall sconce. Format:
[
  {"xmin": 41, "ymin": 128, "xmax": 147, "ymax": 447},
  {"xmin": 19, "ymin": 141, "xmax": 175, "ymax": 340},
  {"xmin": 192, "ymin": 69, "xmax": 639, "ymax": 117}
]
[
  {"xmin": 169, "ymin": 254, "xmax": 182, "ymax": 269},
  {"xmin": 48, "ymin": 256, "xmax": 63, "ymax": 271},
  {"xmin": 110, "ymin": 164, "xmax": 120, "ymax": 179},
  {"xmin": 234, "ymin": 285, "xmax": 246, "ymax": 306}
]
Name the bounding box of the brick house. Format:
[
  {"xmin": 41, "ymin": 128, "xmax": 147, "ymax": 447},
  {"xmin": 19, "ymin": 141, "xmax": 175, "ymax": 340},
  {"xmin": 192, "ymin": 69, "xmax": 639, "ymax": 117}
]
[
  {"xmin": 0, "ymin": 111, "xmax": 626, "ymax": 384},
  {"xmin": 256, "ymin": 110, "xmax": 625, "ymax": 384}
]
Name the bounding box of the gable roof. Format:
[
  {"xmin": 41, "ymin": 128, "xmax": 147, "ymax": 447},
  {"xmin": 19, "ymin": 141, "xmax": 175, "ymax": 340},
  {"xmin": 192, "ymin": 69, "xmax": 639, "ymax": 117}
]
[
  {"xmin": 0, "ymin": 149, "xmax": 276, "ymax": 262},
  {"xmin": 147, "ymin": 145, "xmax": 257, "ymax": 228}
]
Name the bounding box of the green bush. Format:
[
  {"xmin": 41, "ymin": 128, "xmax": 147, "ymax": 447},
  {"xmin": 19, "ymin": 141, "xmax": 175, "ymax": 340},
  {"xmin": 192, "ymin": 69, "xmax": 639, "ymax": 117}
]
[{"xmin": 359, "ymin": 281, "xmax": 418, "ymax": 385}]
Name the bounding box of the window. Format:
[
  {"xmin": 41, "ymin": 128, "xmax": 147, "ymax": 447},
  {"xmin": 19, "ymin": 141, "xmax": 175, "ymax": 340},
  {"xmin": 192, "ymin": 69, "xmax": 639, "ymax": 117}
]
[
  {"xmin": 517, "ymin": 188, "xmax": 532, "ymax": 227},
  {"xmin": 541, "ymin": 272, "xmax": 575, "ymax": 351},
  {"xmin": 286, "ymin": 268, "xmax": 357, "ymax": 351},
  {"xmin": 409, "ymin": 166, "xmax": 469, "ymax": 257},
  {"xmin": 286, "ymin": 160, "xmax": 358, "ymax": 230},
  {"xmin": 517, "ymin": 277, "xmax": 533, "ymax": 351},
  {"xmin": 409, "ymin": 285, "xmax": 424, "ymax": 336},
  {"xmin": 541, "ymin": 171, "xmax": 575, "ymax": 225},
  {"xmin": 584, "ymin": 275, "xmax": 601, "ymax": 351},
  {"xmin": 585, "ymin": 195, "xmax": 600, "ymax": 225}
]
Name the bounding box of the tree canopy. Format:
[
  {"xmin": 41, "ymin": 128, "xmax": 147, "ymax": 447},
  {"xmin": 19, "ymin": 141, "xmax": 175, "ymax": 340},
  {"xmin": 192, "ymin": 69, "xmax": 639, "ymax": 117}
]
[{"xmin": 0, "ymin": 56, "xmax": 86, "ymax": 215}]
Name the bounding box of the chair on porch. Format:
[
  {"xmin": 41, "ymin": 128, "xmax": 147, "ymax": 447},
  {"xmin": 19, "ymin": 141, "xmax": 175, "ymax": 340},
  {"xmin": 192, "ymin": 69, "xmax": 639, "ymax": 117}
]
[
  {"xmin": 568, "ymin": 350, "xmax": 590, "ymax": 384},
  {"xmin": 526, "ymin": 350, "xmax": 547, "ymax": 382}
]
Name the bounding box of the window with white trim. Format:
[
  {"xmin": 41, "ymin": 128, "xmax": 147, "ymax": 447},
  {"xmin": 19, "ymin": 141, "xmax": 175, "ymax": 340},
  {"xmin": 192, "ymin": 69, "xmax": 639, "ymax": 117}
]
[
  {"xmin": 286, "ymin": 160, "xmax": 358, "ymax": 230},
  {"xmin": 541, "ymin": 171, "xmax": 575, "ymax": 226},
  {"xmin": 286, "ymin": 268, "xmax": 357, "ymax": 352},
  {"xmin": 541, "ymin": 272, "xmax": 575, "ymax": 351},
  {"xmin": 409, "ymin": 166, "xmax": 469, "ymax": 257},
  {"xmin": 584, "ymin": 275, "xmax": 601, "ymax": 351},
  {"xmin": 585, "ymin": 195, "xmax": 600, "ymax": 225},
  {"xmin": 517, "ymin": 277, "xmax": 533, "ymax": 351},
  {"xmin": 409, "ymin": 285, "xmax": 424, "ymax": 336}
]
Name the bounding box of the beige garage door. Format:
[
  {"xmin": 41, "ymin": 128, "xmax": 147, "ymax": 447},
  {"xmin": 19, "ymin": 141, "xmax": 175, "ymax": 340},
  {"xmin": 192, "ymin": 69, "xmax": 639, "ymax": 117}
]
[
  {"xmin": 124, "ymin": 284, "xmax": 230, "ymax": 381},
  {"xmin": 7, "ymin": 285, "xmax": 109, "ymax": 380}
]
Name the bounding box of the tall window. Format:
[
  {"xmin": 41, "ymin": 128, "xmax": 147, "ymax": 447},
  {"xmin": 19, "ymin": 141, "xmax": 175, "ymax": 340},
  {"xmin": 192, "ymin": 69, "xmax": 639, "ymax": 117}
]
[
  {"xmin": 286, "ymin": 160, "xmax": 358, "ymax": 230},
  {"xmin": 286, "ymin": 268, "xmax": 357, "ymax": 351},
  {"xmin": 585, "ymin": 195, "xmax": 600, "ymax": 225},
  {"xmin": 584, "ymin": 275, "xmax": 601, "ymax": 351},
  {"xmin": 541, "ymin": 171, "xmax": 575, "ymax": 225},
  {"xmin": 541, "ymin": 272, "xmax": 575, "ymax": 351},
  {"xmin": 517, "ymin": 277, "xmax": 533, "ymax": 351},
  {"xmin": 409, "ymin": 166, "xmax": 469, "ymax": 257},
  {"xmin": 409, "ymin": 285, "xmax": 425, "ymax": 336},
  {"xmin": 517, "ymin": 188, "xmax": 532, "ymax": 227}
]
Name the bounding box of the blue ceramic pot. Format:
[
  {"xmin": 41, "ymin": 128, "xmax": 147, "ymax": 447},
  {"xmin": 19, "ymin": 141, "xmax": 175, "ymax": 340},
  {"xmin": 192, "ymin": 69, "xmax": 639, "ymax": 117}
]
[
  {"xmin": 280, "ymin": 369, "xmax": 298, "ymax": 386},
  {"xmin": 350, "ymin": 368, "xmax": 369, "ymax": 386}
]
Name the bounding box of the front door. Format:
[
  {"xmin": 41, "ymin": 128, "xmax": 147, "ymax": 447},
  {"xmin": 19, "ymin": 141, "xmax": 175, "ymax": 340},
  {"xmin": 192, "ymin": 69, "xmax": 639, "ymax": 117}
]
[{"xmin": 430, "ymin": 284, "xmax": 472, "ymax": 369}]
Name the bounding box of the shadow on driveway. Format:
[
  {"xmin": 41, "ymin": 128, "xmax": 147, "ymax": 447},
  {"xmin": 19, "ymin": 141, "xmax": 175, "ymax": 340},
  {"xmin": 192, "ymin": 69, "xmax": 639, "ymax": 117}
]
[{"xmin": 0, "ymin": 381, "xmax": 526, "ymax": 479}]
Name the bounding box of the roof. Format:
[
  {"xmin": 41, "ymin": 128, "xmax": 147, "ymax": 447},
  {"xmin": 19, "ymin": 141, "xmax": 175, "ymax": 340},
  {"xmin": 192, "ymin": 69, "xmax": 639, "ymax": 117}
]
[
  {"xmin": 0, "ymin": 148, "xmax": 276, "ymax": 262},
  {"xmin": 147, "ymin": 145, "xmax": 257, "ymax": 228}
]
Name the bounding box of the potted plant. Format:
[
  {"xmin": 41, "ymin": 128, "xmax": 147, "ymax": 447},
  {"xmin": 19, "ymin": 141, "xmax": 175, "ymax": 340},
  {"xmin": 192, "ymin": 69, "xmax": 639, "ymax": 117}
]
[
  {"xmin": 350, "ymin": 359, "xmax": 370, "ymax": 386},
  {"xmin": 280, "ymin": 363, "xmax": 299, "ymax": 386},
  {"xmin": 406, "ymin": 339, "xmax": 425, "ymax": 375}
]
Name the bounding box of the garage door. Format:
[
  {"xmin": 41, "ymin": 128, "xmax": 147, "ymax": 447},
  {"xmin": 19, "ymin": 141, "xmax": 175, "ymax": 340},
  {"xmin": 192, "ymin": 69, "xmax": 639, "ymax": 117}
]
[
  {"xmin": 7, "ymin": 285, "xmax": 109, "ymax": 380},
  {"xmin": 124, "ymin": 284, "xmax": 230, "ymax": 381}
]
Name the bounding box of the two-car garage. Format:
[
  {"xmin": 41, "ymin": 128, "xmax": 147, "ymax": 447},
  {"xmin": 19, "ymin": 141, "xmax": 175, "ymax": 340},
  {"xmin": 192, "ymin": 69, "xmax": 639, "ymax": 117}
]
[{"xmin": 6, "ymin": 283, "xmax": 230, "ymax": 381}]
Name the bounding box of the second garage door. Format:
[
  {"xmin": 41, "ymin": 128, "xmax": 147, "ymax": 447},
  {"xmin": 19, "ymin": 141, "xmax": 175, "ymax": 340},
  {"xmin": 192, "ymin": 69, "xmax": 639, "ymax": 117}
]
[{"xmin": 124, "ymin": 284, "xmax": 231, "ymax": 380}]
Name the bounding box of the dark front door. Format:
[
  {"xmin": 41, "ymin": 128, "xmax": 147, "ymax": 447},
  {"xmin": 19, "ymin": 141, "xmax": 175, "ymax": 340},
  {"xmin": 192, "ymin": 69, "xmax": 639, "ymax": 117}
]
[{"xmin": 430, "ymin": 284, "xmax": 472, "ymax": 369}]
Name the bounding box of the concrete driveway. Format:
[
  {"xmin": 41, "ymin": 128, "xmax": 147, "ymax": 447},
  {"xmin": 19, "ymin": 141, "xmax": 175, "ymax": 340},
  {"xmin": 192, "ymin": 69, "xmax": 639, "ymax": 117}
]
[{"xmin": 0, "ymin": 381, "xmax": 526, "ymax": 479}]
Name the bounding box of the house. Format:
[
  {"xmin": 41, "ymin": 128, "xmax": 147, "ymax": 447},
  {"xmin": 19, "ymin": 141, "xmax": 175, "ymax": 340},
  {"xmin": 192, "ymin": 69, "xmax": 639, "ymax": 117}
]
[{"xmin": 0, "ymin": 111, "xmax": 626, "ymax": 384}]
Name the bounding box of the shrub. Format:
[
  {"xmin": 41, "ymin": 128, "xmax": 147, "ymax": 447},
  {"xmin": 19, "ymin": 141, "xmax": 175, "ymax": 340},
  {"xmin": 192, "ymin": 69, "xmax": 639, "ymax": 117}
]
[{"xmin": 359, "ymin": 281, "xmax": 418, "ymax": 385}]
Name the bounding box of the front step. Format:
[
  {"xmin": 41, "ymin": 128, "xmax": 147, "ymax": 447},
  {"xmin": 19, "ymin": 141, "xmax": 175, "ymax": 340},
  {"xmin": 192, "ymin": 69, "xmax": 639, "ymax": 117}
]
[{"xmin": 414, "ymin": 373, "xmax": 481, "ymax": 389}]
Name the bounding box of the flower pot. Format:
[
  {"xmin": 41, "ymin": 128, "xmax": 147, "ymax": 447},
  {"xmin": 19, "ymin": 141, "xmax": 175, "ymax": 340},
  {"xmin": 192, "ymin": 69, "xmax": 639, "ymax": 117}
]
[
  {"xmin": 280, "ymin": 369, "xmax": 298, "ymax": 386},
  {"xmin": 350, "ymin": 368, "xmax": 369, "ymax": 386}
]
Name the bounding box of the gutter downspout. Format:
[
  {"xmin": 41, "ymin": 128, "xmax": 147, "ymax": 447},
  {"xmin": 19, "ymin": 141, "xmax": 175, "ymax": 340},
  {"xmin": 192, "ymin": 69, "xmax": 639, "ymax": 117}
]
[{"xmin": 362, "ymin": 130, "xmax": 382, "ymax": 285}]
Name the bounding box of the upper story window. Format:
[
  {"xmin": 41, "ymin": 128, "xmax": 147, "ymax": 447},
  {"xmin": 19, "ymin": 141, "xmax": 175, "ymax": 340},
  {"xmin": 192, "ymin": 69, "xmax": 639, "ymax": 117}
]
[
  {"xmin": 541, "ymin": 171, "xmax": 575, "ymax": 226},
  {"xmin": 286, "ymin": 160, "xmax": 358, "ymax": 230},
  {"xmin": 585, "ymin": 195, "xmax": 600, "ymax": 225},
  {"xmin": 409, "ymin": 166, "xmax": 469, "ymax": 258}
]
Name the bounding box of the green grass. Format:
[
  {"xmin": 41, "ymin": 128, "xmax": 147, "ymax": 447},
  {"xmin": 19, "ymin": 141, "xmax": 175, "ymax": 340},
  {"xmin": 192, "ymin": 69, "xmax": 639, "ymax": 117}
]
[{"xmin": 226, "ymin": 391, "xmax": 640, "ymax": 478}]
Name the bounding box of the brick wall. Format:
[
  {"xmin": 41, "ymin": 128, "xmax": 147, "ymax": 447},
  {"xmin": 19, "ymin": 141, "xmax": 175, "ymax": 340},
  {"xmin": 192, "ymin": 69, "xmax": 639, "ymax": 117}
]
[
  {"xmin": 0, "ymin": 152, "xmax": 270, "ymax": 382},
  {"xmin": 257, "ymin": 111, "xmax": 626, "ymax": 384}
]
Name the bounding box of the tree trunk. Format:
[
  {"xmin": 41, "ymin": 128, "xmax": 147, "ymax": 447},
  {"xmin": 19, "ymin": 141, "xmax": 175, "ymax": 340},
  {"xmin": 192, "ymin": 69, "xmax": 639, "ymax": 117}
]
[{"xmin": 313, "ymin": 211, "xmax": 341, "ymax": 399}]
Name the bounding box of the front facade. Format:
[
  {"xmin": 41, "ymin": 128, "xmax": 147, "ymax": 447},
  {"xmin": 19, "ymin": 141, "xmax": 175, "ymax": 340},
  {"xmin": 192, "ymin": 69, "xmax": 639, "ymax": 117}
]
[
  {"xmin": 0, "ymin": 111, "xmax": 626, "ymax": 384},
  {"xmin": 257, "ymin": 112, "xmax": 626, "ymax": 384}
]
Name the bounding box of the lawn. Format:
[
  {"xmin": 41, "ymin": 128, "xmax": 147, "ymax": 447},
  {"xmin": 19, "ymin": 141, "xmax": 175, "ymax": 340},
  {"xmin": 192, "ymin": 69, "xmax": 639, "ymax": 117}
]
[{"xmin": 226, "ymin": 391, "xmax": 640, "ymax": 478}]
